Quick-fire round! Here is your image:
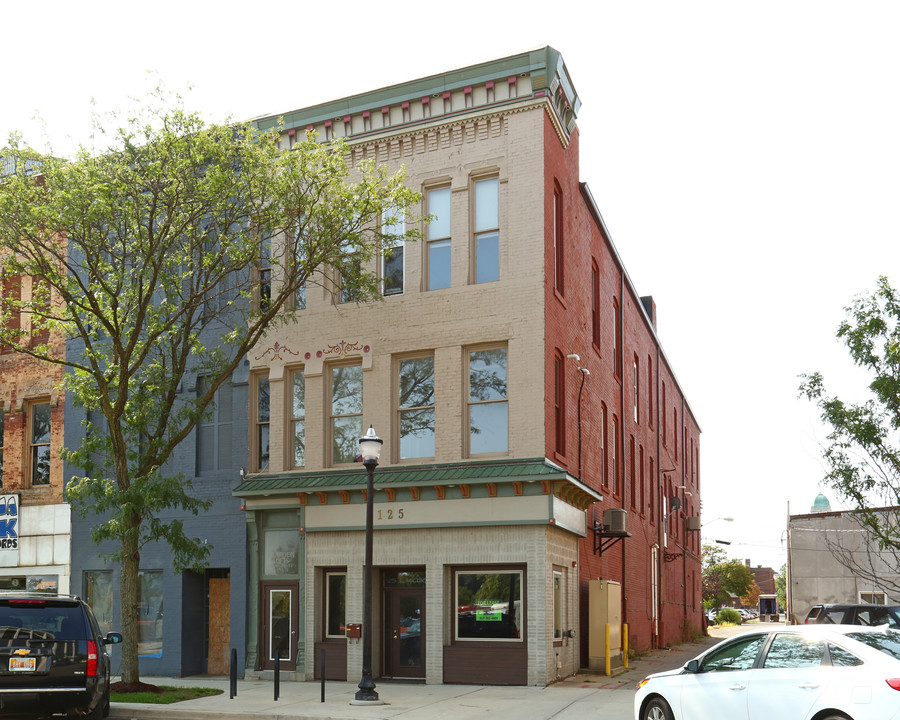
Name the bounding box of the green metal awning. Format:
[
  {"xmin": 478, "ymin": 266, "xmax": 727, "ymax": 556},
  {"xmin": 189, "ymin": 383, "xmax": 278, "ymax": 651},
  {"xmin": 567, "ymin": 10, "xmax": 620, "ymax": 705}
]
[{"xmin": 233, "ymin": 457, "xmax": 602, "ymax": 510}]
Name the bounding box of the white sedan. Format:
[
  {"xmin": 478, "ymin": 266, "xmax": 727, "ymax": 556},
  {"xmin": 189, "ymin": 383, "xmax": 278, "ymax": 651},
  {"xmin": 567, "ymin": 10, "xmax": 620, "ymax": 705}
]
[{"xmin": 634, "ymin": 625, "xmax": 900, "ymax": 720}]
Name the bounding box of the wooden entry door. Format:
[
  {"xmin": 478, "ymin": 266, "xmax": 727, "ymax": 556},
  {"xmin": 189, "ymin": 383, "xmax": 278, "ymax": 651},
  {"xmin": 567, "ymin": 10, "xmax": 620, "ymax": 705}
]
[
  {"xmin": 261, "ymin": 582, "xmax": 299, "ymax": 670},
  {"xmin": 383, "ymin": 587, "xmax": 425, "ymax": 678}
]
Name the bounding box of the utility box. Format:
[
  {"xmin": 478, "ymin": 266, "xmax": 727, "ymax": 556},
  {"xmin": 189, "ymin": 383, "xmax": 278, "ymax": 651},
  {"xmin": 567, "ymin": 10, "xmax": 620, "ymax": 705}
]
[{"xmin": 588, "ymin": 579, "xmax": 622, "ymax": 671}]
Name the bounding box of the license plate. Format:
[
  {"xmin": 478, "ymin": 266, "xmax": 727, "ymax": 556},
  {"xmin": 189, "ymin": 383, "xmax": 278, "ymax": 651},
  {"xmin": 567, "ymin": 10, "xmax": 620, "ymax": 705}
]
[{"xmin": 9, "ymin": 657, "xmax": 36, "ymax": 672}]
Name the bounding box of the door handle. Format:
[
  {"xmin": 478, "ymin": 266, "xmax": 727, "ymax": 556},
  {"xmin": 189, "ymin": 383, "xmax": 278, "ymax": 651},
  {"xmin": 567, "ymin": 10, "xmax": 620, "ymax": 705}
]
[
  {"xmin": 798, "ymin": 683, "xmax": 820, "ymax": 690},
  {"xmin": 728, "ymin": 684, "xmax": 747, "ymax": 691}
]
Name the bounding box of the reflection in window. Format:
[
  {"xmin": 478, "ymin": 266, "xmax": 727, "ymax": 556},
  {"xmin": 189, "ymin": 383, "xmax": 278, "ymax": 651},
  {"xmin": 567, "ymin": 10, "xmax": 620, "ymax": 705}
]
[
  {"xmin": 255, "ymin": 376, "xmax": 270, "ymax": 471},
  {"xmin": 29, "ymin": 401, "xmax": 51, "ymax": 486},
  {"xmin": 137, "ymin": 570, "xmax": 164, "ymax": 657},
  {"xmin": 84, "ymin": 570, "xmax": 114, "ymax": 636},
  {"xmin": 325, "ymin": 572, "xmax": 346, "ymax": 638},
  {"xmin": 382, "ymin": 206, "xmax": 405, "ymax": 296},
  {"xmin": 455, "ymin": 570, "xmax": 522, "ymax": 641},
  {"xmin": 847, "ymin": 631, "xmax": 900, "ymax": 661},
  {"xmin": 468, "ymin": 348, "xmax": 508, "ymax": 455},
  {"xmin": 427, "ymin": 187, "xmax": 451, "ymax": 290},
  {"xmin": 196, "ymin": 376, "xmax": 233, "ymax": 474},
  {"xmin": 331, "ymin": 365, "xmax": 363, "ymax": 464},
  {"xmin": 264, "ymin": 530, "xmax": 299, "ymax": 576},
  {"xmin": 398, "ymin": 357, "xmax": 435, "ymax": 459},
  {"xmin": 763, "ymin": 634, "xmax": 825, "ymax": 668},
  {"xmin": 292, "ymin": 370, "xmax": 305, "ymax": 467},
  {"xmin": 829, "ymin": 644, "xmax": 863, "ymax": 666},
  {"xmin": 474, "ymin": 178, "xmax": 499, "ymax": 283},
  {"xmin": 701, "ymin": 635, "xmax": 765, "ymax": 672},
  {"xmin": 258, "ymin": 236, "xmax": 272, "ymax": 311}
]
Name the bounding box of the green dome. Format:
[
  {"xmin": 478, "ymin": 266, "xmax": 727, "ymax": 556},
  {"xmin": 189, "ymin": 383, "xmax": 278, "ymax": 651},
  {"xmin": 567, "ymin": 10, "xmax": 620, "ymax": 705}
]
[{"xmin": 811, "ymin": 493, "xmax": 831, "ymax": 513}]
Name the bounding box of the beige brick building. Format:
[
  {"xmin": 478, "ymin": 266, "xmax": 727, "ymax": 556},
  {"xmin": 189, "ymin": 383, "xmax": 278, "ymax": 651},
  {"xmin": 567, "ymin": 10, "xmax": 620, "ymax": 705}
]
[{"xmin": 234, "ymin": 46, "xmax": 702, "ymax": 687}]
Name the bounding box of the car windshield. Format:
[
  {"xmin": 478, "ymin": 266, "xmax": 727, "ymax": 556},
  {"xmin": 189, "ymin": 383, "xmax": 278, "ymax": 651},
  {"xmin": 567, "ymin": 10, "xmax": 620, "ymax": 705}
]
[{"xmin": 846, "ymin": 631, "xmax": 900, "ymax": 661}]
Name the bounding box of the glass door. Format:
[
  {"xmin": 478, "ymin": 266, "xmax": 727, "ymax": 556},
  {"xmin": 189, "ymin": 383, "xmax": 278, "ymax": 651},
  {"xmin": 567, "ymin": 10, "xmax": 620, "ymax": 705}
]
[
  {"xmin": 382, "ymin": 569, "xmax": 425, "ymax": 679},
  {"xmin": 261, "ymin": 582, "xmax": 298, "ymax": 670}
]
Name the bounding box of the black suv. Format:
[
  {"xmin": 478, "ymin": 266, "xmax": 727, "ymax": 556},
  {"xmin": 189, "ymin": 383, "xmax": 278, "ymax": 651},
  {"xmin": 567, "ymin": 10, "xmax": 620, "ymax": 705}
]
[
  {"xmin": 804, "ymin": 602, "xmax": 900, "ymax": 628},
  {"xmin": 0, "ymin": 592, "xmax": 122, "ymax": 718}
]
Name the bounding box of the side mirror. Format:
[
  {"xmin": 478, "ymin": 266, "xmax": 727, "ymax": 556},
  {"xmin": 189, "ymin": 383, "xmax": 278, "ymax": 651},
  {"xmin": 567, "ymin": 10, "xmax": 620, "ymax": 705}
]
[
  {"xmin": 104, "ymin": 632, "xmax": 123, "ymax": 645},
  {"xmin": 684, "ymin": 659, "xmax": 700, "ymax": 673}
]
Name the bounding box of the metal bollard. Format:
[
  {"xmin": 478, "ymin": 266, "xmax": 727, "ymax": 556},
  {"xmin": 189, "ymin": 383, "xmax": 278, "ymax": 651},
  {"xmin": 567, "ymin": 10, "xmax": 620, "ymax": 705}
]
[
  {"xmin": 274, "ymin": 648, "xmax": 280, "ymax": 701},
  {"xmin": 229, "ymin": 648, "xmax": 237, "ymax": 698}
]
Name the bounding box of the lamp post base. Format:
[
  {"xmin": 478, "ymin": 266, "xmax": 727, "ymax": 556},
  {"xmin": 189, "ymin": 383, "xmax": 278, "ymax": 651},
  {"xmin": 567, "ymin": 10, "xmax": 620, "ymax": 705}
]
[{"xmin": 351, "ymin": 688, "xmax": 384, "ymax": 705}]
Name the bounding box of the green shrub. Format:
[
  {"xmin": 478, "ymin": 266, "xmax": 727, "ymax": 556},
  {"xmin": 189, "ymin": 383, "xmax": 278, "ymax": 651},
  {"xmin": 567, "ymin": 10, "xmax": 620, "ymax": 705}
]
[{"xmin": 716, "ymin": 608, "xmax": 741, "ymax": 625}]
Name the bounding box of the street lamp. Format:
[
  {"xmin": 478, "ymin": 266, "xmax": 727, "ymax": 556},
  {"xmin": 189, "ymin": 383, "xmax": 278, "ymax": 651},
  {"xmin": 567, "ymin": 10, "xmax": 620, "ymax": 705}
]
[{"xmin": 353, "ymin": 425, "xmax": 383, "ymax": 705}]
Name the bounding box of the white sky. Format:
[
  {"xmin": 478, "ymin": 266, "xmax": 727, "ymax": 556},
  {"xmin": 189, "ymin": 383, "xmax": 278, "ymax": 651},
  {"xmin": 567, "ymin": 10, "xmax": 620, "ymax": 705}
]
[{"xmin": 4, "ymin": 0, "xmax": 899, "ymax": 572}]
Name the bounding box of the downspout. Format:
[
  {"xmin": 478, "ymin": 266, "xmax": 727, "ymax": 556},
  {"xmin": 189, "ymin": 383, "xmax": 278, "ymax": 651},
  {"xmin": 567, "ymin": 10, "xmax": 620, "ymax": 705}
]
[
  {"xmin": 681, "ymin": 397, "xmax": 688, "ymax": 637},
  {"xmin": 655, "ymin": 346, "xmax": 663, "ymax": 649}
]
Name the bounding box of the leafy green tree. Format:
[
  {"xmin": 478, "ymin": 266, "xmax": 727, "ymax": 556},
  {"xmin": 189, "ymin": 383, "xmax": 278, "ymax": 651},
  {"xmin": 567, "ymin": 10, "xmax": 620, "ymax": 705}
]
[
  {"xmin": 702, "ymin": 544, "xmax": 755, "ymax": 609},
  {"xmin": 0, "ymin": 91, "xmax": 419, "ymax": 683},
  {"xmin": 800, "ymin": 276, "xmax": 900, "ymax": 594}
]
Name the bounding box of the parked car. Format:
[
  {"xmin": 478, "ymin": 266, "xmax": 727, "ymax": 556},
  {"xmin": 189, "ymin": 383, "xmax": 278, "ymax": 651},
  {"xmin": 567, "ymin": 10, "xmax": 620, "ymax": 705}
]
[
  {"xmin": 0, "ymin": 591, "xmax": 122, "ymax": 718},
  {"xmin": 805, "ymin": 603, "xmax": 900, "ymax": 629},
  {"xmin": 635, "ymin": 624, "xmax": 900, "ymax": 720}
]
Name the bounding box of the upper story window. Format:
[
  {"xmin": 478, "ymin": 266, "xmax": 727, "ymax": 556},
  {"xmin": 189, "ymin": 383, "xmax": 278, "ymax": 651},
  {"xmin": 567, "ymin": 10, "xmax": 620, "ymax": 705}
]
[
  {"xmin": 28, "ymin": 399, "xmax": 51, "ymax": 486},
  {"xmin": 553, "ymin": 183, "xmax": 564, "ymax": 295},
  {"xmin": 0, "ymin": 275, "xmax": 21, "ymax": 355},
  {"xmin": 467, "ymin": 346, "xmax": 508, "ymax": 456},
  {"xmin": 591, "ymin": 262, "xmax": 601, "ymax": 350},
  {"xmin": 647, "ymin": 356, "xmax": 653, "ymax": 427},
  {"xmin": 291, "ymin": 368, "xmax": 305, "ymax": 468},
  {"xmin": 613, "ymin": 298, "xmax": 622, "ymax": 378},
  {"xmin": 554, "ymin": 351, "xmax": 565, "ymax": 456},
  {"xmin": 330, "ymin": 364, "xmax": 363, "ymax": 465},
  {"xmin": 633, "ymin": 355, "xmax": 639, "ymax": 424},
  {"xmin": 611, "ymin": 415, "xmax": 619, "ymax": 496},
  {"xmin": 426, "ymin": 186, "xmax": 451, "ymax": 290},
  {"xmin": 338, "ymin": 242, "xmax": 362, "ymax": 304},
  {"xmin": 291, "ymin": 221, "xmax": 306, "ymax": 310},
  {"xmin": 382, "ymin": 206, "xmax": 405, "ymax": 296},
  {"xmin": 398, "ymin": 355, "xmax": 435, "ymax": 460},
  {"xmin": 258, "ymin": 236, "xmax": 273, "ymax": 312},
  {"xmin": 253, "ymin": 374, "xmax": 270, "ymax": 472},
  {"xmin": 600, "ymin": 403, "xmax": 607, "ymax": 488},
  {"xmin": 473, "ymin": 177, "xmax": 499, "ymax": 284},
  {"xmin": 196, "ymin": 376, "xmax": 233, "ymax": 474}
]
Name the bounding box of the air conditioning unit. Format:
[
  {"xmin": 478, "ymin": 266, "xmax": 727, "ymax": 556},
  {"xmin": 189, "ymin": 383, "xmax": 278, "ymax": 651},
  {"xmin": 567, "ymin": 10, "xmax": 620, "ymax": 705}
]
[
  {"xmin": 603, "ymin": 508, "xmax": 627, "ymax": 534},
  {"xmin": 686, "ymin": 516, "xmax": 702, "ymax": 532}
]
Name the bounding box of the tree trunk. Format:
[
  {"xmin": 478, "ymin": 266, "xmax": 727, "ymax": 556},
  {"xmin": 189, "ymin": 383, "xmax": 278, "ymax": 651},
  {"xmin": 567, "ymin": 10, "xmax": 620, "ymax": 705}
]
[{"xmin": 119, "ymin": 529, "xmax": 141, "ymax": 684}]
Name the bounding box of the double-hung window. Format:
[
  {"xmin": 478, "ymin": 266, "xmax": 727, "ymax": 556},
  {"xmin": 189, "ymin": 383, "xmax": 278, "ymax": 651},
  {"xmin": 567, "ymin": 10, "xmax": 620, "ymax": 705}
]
[
  {"xmin": 258, "ymin": 236, "xmax": 273, "ymax": 312},
  {"xmin": 473, "ymin": 177, "xmax": 499, "ymax": 283},
  {"xmin": 468, "ymin": 347, "xmax": 508, "ymax": 455},
  {"xmin": 196, "ymin": 376, "xmax": 233, "ymax": 474},
  {"xmin": 254, "ymin": 374, "xmax": 270, "ymax": 471},
  {"xmin": 339, "ymin": 242, "xmax": 362, "ymax": 304},
  {"xmin": 330, "ymin": 364, "xmax": 363, "ymax": 465},
  {"xmin": 398, "ymin": 356, "xmax": 435, "ymax": 459},
  {"xmin": 291, "ymin": 369, "xmax": 305, "ymax": 468},
  {"xmin": 28, "ymin": 400, "xmax": 51, "ymax": 486},
  {"xmin": 382, "ymin": 206, "xmax": 405, "ymax": 296},
  {"xmin": 426, "ymin": 187, "xmax": 451, "ymax": 290}
]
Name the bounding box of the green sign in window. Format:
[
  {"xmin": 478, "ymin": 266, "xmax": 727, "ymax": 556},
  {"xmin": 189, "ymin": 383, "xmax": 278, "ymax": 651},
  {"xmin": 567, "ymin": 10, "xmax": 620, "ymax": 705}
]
[{"xmin": 476, "ymin": 610, "xmax": 502, "ymax": 621}]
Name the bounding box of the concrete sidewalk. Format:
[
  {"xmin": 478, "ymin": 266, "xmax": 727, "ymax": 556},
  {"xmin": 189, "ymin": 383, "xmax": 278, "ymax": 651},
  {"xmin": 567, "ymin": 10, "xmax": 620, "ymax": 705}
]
[{"xmin": 108, "ymin": 628, "xmax": 743, "ymax": 720}]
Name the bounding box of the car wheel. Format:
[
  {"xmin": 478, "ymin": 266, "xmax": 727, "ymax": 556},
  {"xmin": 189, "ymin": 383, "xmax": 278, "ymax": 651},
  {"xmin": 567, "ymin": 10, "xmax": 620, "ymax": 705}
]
[
  {"xmin": 642, "ymin": 696, "xmax": 674, "ymax": 720},
  {"xmin": 818, "ymin": 715, "xmax": 852, "ymax": 720}
]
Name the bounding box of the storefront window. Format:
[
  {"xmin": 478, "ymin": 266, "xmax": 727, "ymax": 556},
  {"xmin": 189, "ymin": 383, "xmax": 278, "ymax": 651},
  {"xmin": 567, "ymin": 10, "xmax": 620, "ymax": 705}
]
[
  {"xmin": 84, "ymin": 570, "xmax": 114, "ymax": 635},
  {"xmin": 455, "ymin": 569, "xmax": 522, "ymax": 642},
  {"xmin": 264, "ymin": 530, "xmax": 299, "ymax": 576},
  {"xmin": 137, "ymin": 570, "xmax": 164, "ymax": 657},
  {"xmin": 325, "ymin": 572, "xmax": 346, "ymax": 638}
]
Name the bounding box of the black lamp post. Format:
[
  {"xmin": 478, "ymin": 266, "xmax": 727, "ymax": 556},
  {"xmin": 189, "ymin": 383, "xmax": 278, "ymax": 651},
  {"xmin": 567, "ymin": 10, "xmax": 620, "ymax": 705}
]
[{"xmin": 353, "ymin": 425, "xmax": 383, "ymax": 705}]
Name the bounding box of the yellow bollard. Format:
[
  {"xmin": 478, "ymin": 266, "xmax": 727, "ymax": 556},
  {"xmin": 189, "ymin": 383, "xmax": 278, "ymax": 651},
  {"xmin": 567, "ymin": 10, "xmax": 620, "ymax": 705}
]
[
  {"xmin": 623, "ymin": 623, "xmax": 629, "ymax": 669},
  {"xmin": 605, "ymin": 624, "xmax": 611, "ymax": 676}
]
